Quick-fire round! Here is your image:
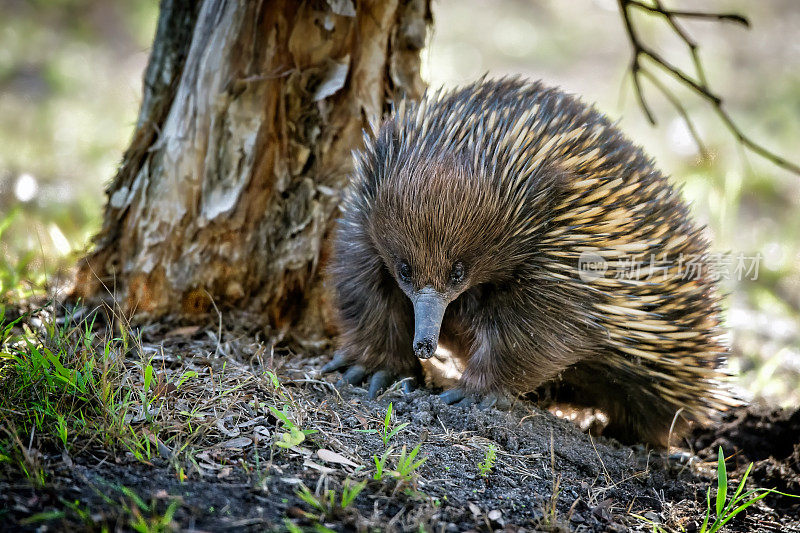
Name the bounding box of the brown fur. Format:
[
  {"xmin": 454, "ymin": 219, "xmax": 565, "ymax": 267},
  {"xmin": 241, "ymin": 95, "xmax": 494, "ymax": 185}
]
[{"xmin": 329, "ymin": 78, "xmax": 735, "ymax": 446}]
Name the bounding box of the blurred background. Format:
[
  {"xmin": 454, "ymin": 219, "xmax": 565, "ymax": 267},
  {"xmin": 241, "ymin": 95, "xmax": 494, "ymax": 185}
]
[{"xmin": 1, "ymin": 0, "xmax": 798, "ymax": 405}]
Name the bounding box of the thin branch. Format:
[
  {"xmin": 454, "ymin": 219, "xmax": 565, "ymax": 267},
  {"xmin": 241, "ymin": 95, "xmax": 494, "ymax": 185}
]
[
  {"xmin": 617, "ymin": 0, "xmax": 800, "ymax": 175},
  {"xmin": 652, "ymin": 0, "xmax": 707, "ymax": 87},
  {"xmin": 630, "ymin": 66, "xmax": 656, "ymax": 125},
  {"xmin": 626, "ymin": 0, "xmax": 749, "ymax": 27},
  {"xmin": 640, "ymin": 68, "xmax": 708, "ymax": 159},
  {"xmin": 617, "ymin": 0, "xmax": 656, "ymax": 124},
  {"xmin": 713, "ymin": 104, "xmax": 800, "ymax": 175},
  {"xmin": 638, "ymin": 47, "xmax": 720, "ymax": 105}
]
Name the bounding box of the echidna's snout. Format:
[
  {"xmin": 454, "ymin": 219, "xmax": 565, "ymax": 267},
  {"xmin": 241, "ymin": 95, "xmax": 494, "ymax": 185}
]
[{"xmin": 411, "ymin": 287, "xmax": 448, "ymax": 360}]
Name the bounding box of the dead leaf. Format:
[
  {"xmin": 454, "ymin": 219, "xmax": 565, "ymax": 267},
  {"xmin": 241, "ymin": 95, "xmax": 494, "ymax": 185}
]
[
  {"xmin": 166, "ymin": 325, "xmax": 201, "ymax": 337},
  {"xmin": 237, "ymin": 417, "xmax": 265, "ymax": 428},
  {"xmin": 303, "ymin": 459, "xmax": 335, "ymax": 474},
  {"xmin": 252, "ymin": 425, "xmax": 271, "ymax": 440},
  {"xmin": 220, "ymin": 437, "xmax": 252, "ymax": 449},
  {"xmin": 317, "ymin": 449, "xmax": 359, "ymax": 467},
  {"xmin": 216, "ymin": 419, "xmax": 241, "ymax": 437}
]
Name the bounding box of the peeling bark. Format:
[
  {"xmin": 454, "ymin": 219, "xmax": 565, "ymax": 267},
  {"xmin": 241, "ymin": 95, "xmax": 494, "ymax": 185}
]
[{"xmin": 73, "ymin": 0, "xmax": 431, "ymax": 340}]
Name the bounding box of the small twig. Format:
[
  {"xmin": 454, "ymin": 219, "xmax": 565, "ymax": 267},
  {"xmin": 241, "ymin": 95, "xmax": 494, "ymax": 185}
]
[
  {"xmin": 665, "ymin": 406, "xmax": 684, "ymax": 459},
  {"xmin": 630, "ymin": 66, "xmax": 656, "ymax": 125},
  {"xmin": 588, "ymin": 432, "xmax": 612, "ymax": 485},
  {"xmin": 652, "ymin": 0, "xmax": 708, "ymax": 87},
  {"xmin": 640, "ymin": 68, "xmax": 708, "ymax": 159},
  {"xmin": 617, "ymin": 0, "xmax": 800, "ymax": 175},
  {"xmin": 626, "ymin": 0, "xmax": 749, "ymax": 27},
  {"xmin": 618, "ymin": 0, "xmax": 656, "ymax": 125}
]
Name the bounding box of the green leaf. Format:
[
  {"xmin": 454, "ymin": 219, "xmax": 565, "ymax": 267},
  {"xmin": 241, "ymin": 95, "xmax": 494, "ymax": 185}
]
[
  {"xmin": 176, "ymin": 370, "xmax": 197, "ymax": 389},
  {"xmin": 729, "ymin": 462, "xmax": 752, "ymax": 506},
  {"xmin": 266, "ymin": 370, "xmax": 281, "ymax": 388},
  {"xmin": 386, "ymin": 422, "xmax": 409, "ymax": 441},
  {"xmin": 715, "ymin": 447, "xmax": 727, "ymax": 517},
  {"xmin": 284, "ymin": 519, "xmax": 303, "ymax": 533},
  {"xmin": 19, "ymin": 511, "xmax": 65, "ymax": 525},
  {"xmin": 144, "ymin": 364, "xmax": 154, "ymax": 392},
  {"xmin": 341, "ymin": 478, "xmax": 367, "ymax": 508},
  {"xmin": 119, "ymin": 486, "xmax": 148, "ymax": 512},
  {"xmin": 268, "ymin": 405, "xmax": 294, "ymax": 429},
  {"xmin": 0, "ymin": 207, "xmax": 20, "ymax": 238},
  {"xmin": 296, "ymin": 484, "xmax": 322, "ymax": 511},
  {"xmin": 161, "ymin": 500, "xmax": 179, "ymax": 525},
  {"xmin": 719, "ymin": 490, "xmax": 771, "ymax": 528},
  {"xmin": 276, "ymin": 426, "xmax": 307, "ymax": 448},
  {"xmin": 385, "ymin": 403, "xmax": 393, "ymax": 428}
]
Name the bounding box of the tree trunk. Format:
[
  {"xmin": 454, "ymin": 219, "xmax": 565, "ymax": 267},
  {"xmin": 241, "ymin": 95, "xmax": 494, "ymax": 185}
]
[{"xmin": 73, "ymin": 0, "xmax": 430, "ymax": 341}]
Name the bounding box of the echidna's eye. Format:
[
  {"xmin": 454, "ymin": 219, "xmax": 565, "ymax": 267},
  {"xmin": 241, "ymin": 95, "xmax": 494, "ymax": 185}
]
[
  {"xmin": 398, "ymin": 261, "xmax": 412, "ymax": 283},
  {"xmin": 450, "ymin": 261, "xmax": 465, "ymax": 284}
]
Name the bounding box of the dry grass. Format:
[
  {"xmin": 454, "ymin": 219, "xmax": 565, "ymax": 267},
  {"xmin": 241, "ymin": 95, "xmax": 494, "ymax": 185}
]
[{"xmin": 0, "ymin": 301, "xmax": 444, "ymax": 529}]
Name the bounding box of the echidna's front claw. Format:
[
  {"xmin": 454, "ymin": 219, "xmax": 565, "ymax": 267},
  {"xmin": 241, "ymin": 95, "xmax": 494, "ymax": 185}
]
[
  {"xmin": 367, "ymin": 370, "xmax": 393, "ymax": 398},
  {"xmin": 338, "ymin": 364, "xmax": 366, "ymax": 386},
  {"xmin": 400, "ymin": 376, "xmax": 417, "ymax": 394},
  {"xmin": 477, "ymin": 392, "xmax": 513, "ymax": 410},
  {"xmin": 321, "ymin": 351, "xmax": 348, "ymax": 373},
  {"xmin": 322, "ymin": 354, "xmax": 418, "ymax": 399},
  {"xmin": 439, "ymin": 387, "xmax": 467, "ymax": 405}
]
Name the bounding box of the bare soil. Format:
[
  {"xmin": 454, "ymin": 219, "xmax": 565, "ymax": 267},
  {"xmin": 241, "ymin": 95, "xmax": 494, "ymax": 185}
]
[{"xmin": 1, "ymin": 314, "xmax": 799, "ymax": 532}]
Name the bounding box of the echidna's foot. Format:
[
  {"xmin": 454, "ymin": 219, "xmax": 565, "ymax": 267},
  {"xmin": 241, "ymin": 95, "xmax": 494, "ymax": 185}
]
[
  {"xmin": 321, "ymin": 352, "xmax": 417, "ymax": 398},
  {"xmin": 439, "ymin": 388, "xmax": 513, "ymax": 410},
  {"xmin": 320, "ymin": 351, "xmax": 350, "ymax": 373}
]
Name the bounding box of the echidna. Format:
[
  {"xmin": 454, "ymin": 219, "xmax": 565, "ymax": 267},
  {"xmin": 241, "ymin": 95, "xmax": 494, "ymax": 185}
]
[{"xmin": 324, "ymin": 77, "xmax": 736, "ymax": 445}]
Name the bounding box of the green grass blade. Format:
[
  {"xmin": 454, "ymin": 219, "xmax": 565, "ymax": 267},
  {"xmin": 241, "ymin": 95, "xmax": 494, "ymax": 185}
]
[
  {"xmin": 119, "ymin": 486, "xmax": 148, "ymax": 512},
  {"xmin": 385, "ymin": 403, "xmax": 393, "ymax": 428},
  {"xmin": 387, "ymin": 422, "xmax": 409, "ymax": 441},
  {"xmin": 341, "ymin": 479, "xmax": 367, "ymax": 508},
  {"xmin": 268, "ymin": 405, "xmax": 293, "ymax": 428},
  {"xmin": 719, "ymin": 490, "xmax": 771, "ymax": 528},
  {"xmin": 284, "ymin": 519, "xmax": 303, "ymax": 533},
  {"xmin": 715, "ymin": 447, "xmax": 727, "ymax": 517},
  {"xmin": 296, "ymin": 484, "xmax": 322, "ymax": 510}
]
